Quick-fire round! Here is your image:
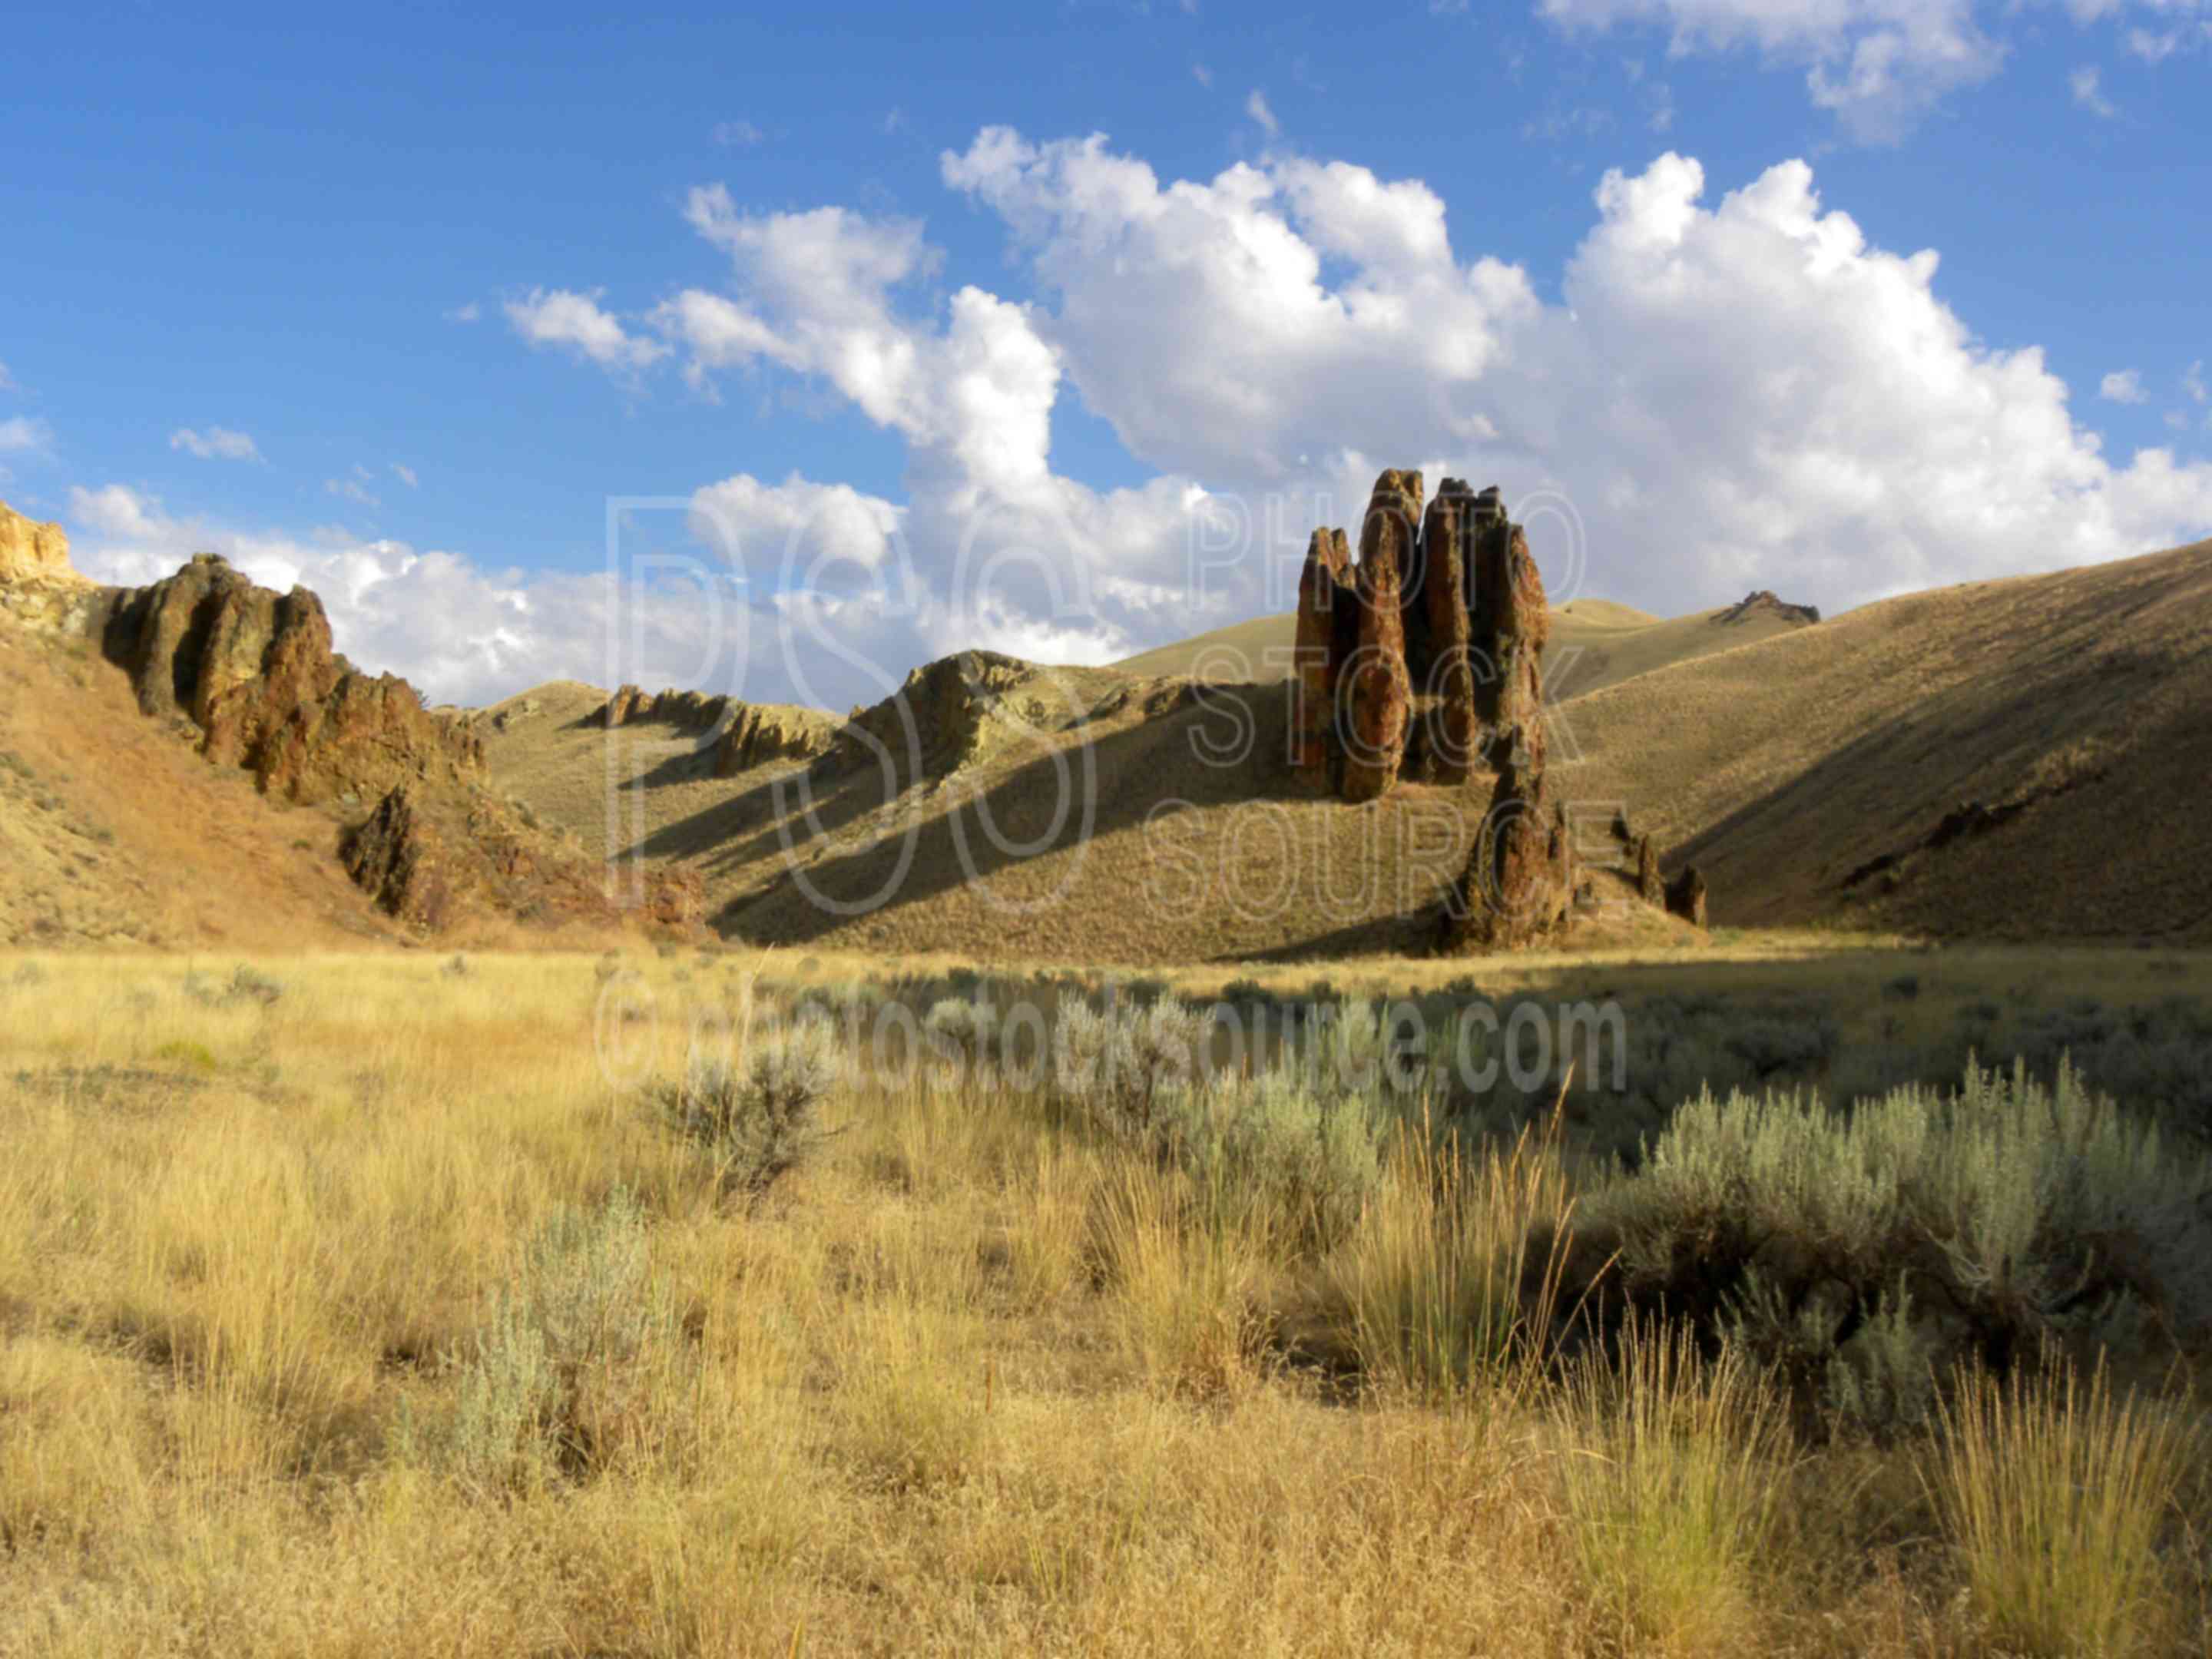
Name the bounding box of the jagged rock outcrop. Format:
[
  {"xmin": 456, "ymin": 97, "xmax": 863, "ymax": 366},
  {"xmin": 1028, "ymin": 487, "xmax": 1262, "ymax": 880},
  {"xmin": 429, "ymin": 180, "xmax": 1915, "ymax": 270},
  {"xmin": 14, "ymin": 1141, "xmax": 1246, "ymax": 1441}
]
[
  {"xmin": 101, "ymin": 553, "xmax": 483, "ymax": 805},
  {"xmin": 1343, "ymin": 471, "xmax": 1419, "ymax": 801},
  {"xmin": 1417, "ymin": 482, "xmax": 1477, "ymax": 784},
  {"xmin": 71, "ymin": 551, "xmax": 698, "ymax": 939},
  {"xmin": 0, "ymin": 500, "xmax": 102, "ymax": 637},
  {"xmin": 1716, "ymin": 590, "xmax": 1821, "ymax": 627},
  {"xmin": 586, "ymin": 683, "xmax": 836, "ymax": 777},
  {"xmin": 1636, "ymin": 835, "xmax": 1665, "ymax": 907},
  {"xmin": 831, "ymin": 651, "xmax": 1048, "ymax": 781},
  {"xmin": 1469, "ymin": 485, "xmax": 1551, "ymax": 775},
  {"xmin": 1666, "ymin": 866, "xmax": 1709, "ymax": 928},
  {"xmin": 594, "ymin": 685, "xmax": 727, "ymax": 730},
  {"xmin": 1298, "ymin": 473, "xmax": 1558, "ymax": 799},
  {"xmin": 589, "ymin": 682, "xmax": 833, "ymax": 770},
  {"xmin": 1253, "ymin": 469, "xmax": 1713, "ymax": 952},
  {"xmin": 0, "ymin": 502, "xmax": 80, "ymax": 586},
  {"xmin": 1437, "ymin": 756, "xmax": 1575, "ymax": 952},
  {"xmin": 714, "ymin": 702, "xmax": 837, "ymax": 777},
  {"xmin": 343, "ymin": 785, "xmax": 452, "ymax": 931}
]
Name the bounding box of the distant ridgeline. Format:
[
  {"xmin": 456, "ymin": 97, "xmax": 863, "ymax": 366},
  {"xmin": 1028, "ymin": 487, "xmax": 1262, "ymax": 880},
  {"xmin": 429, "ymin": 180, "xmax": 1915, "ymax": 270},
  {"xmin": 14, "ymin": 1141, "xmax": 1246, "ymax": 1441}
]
[{"xmin": 1295, "ymin": 471, "xmax": 1708, "ymax": 951}]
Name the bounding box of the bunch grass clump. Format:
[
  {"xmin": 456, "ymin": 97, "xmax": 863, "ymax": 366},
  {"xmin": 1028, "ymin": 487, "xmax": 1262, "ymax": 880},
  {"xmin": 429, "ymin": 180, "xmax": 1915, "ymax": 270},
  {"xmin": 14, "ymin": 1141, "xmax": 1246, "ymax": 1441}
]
[
  {"xmin": 1550, "ymin": 1312, "xmax": 1796, "ymax": 1654},
  {"xmin": 1925, "ymin": 1351, "xmax": 2201, "ymax": 1658}
]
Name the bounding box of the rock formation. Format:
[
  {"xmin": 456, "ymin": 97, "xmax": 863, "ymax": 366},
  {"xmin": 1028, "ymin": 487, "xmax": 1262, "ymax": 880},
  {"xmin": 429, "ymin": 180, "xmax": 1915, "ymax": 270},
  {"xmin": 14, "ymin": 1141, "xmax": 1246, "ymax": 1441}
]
[
  {"xmin": 593, "ymin": 685, "xmax": 727, "ymax": 730},
  {"xmin": 101, "ymin": 553, "xmax": 484, "ymax": 804},
  {"xmin": 1298, "ymin": 473, "xmax": 1557, "ymax": 800},
  {"xmin": 0, "ymin": 543, "xmax": 705, "ymax": 939},
  {"xmin": 1439, "ymin": 754, "xmax": 1576, "ymax": 952},
  {"xmin": 1286, "ymin": 471, "xmax": 1710, "ymax": 951},
  {"xmin": 343, "ymin": 785, "xmax": 452, "ymax": 931},
  {"xmin": 830, "ymin": 650, "xmax": 1055, "ymax": 782},
  {"xmin": 1666, "ymin": 866, "xmax": 1709, "ymax": 928},
  {"xmin": 1292, "ymin": 528, "xmax": 1353, "ymax": 783},
  {"xmin": 0, "ymin": 502, "xmax": 101, "ymax": 637},
  {"xmin": 0, "ymin": 502, "xmax": 79, "ymax": 586},
  {"xmin": 1342, "ymin": 471, "xmax": 1419, "ymax": 801},
  {"xmin": 587, "ymin": 683, "xmax": 838, "ymax": 777},
  {"xmin": 1715, "ymin": 590, "xmax": 1821, "ymax": 627},
  {"xmin": 714, "ymin": 702, "xmax": 836, "ymax": 777}
]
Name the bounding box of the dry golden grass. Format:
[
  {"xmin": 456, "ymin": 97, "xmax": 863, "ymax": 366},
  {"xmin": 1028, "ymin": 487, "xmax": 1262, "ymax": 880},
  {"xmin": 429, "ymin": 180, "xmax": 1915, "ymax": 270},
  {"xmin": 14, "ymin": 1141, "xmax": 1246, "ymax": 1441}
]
[
  {"xmin": 1560, "ymin": 537, "xmax": 2212, "ymax": 942},
  {"xmin": 0, "ymin": 627, "xmax": 395, "ymax": 951},
  {"xmin": 1106, "ymin": 598, "xmax": 1798, "ymax": 698},
  {"xmin": 3, "ymin": 947, "xmax": 2208, "ymax": 1656}
]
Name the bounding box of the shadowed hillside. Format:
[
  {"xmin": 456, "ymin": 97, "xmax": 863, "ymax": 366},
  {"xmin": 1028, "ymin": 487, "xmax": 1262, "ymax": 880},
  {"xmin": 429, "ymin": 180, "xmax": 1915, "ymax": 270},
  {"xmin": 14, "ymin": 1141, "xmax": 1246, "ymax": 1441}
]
[
  {"xmin": 1553, "ymin": 538, "xmax": 2212, "ymax": 942},
  {"xmin": 480, "ymin": 539, "xmax": 2212, "ymax": 958}
]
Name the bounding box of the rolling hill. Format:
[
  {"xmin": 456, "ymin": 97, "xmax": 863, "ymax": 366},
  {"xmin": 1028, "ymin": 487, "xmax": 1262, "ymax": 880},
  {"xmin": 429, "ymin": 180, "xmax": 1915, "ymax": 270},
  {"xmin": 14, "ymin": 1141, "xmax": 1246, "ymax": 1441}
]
[
  {"xmin": 1553, "ymin": 537, "xmax": 2212, "ymax": 942},
  {"xmin": 1111, "ymin": 594, "xmax": 1812, "ymax": 702},
  {"xmin": 475, "ymin": 542, "xmax": 2212, "ymax": 959}
]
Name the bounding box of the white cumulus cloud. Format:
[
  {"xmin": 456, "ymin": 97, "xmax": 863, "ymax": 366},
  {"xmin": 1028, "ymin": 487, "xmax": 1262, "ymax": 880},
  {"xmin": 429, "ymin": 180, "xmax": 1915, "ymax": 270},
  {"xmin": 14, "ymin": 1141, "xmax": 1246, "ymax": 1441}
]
[
  {"xmin": 170, "ymin": 426, "xmax": 262, "ymax": 462},
  {"xmin": 1245, "ymin": 89, "xmax": 1280, "ymax": 136},
  {"xmin": 2101, "ymin": 369, "xmax": 2148, "ymax": 402},
  {"xmin": 505, "ymin": 287, "xmax": 668, "ymax": 376},
  {"xmin": 480, "ymin": 127, "xmax": 2212, "ymax": 708}
]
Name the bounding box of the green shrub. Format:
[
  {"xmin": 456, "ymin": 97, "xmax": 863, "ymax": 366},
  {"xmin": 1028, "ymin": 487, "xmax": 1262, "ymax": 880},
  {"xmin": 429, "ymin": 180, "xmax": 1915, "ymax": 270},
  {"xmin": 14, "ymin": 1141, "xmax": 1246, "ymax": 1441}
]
[
  {"xmin": 392, "ymin": 1187, "xmax": 670, "ymax": 1495},
  {"xmin": 922, "ymin": 997, "xmax": 995, "ymax": 1063},
  {"xmin": 1576, "ymin": 1058, "xmax": 2212, "ymax": 1434},
  {"xmin": 652, "ymin": 1021, "xmax": 842, "ymax": 1208},
  {"xmin": 1174, "ymin": 1068, "xmax": 1392, "ymax": 1254},
  {"xmin": 222, "ymin": 965, "xmax": 284, "ymax": 1007},
  {"xmin": 1053, "ymin": 996, "xmax": 1213, "ymax": 1151},
  {"xmin": 152, "ymin": 1039, "xmax": 219, "ymax": 1075}
]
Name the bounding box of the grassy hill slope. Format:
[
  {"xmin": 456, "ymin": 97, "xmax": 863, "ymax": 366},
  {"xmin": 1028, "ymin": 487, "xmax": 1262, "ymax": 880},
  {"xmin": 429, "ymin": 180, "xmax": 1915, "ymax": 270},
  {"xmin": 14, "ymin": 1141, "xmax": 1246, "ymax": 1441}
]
[
  {"xmin": 476, "ymin": 540, "xmax": 2212, "ymax": 958},
  {"xmin": 1111, "ymin": 598, "xmax": 1806, "ymax": 702},
  {"xmin": 1554, "ymin": 538, "xmax": 2212, "ymax": 941}
]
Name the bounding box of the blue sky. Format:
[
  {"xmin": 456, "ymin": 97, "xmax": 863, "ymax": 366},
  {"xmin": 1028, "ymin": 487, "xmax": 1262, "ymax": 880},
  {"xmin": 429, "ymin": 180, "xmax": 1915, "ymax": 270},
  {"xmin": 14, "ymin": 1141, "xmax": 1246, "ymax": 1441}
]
[{"xmin": 4, "ymin": 0, "xmax": 2209, "ymax": 709}]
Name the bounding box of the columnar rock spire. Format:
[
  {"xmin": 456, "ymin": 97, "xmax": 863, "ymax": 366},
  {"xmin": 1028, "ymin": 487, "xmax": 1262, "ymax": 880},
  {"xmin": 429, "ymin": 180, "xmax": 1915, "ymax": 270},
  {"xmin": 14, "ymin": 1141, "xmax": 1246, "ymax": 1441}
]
[{"xmin": 1294, "ymin": 469, "xmax": 1704, "ymax": 949}]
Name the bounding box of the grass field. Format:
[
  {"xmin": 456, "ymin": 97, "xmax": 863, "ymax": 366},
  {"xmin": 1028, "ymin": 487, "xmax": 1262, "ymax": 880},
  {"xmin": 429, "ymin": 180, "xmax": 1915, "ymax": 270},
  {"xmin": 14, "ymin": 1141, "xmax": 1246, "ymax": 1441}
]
[{"xmin": 2, "ymin": 942, "xmax": 2207, "ymax": 1656}]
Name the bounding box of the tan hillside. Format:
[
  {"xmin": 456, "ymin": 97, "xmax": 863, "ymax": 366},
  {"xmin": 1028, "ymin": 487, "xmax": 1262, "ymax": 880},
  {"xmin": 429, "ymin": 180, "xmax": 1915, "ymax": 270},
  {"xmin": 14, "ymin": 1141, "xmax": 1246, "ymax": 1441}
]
[
  {"xmin": 475, "ymin": 541, "xmax": 2212, "ymax": 959},
  {"xmin": 1111, "ymin": 594, "xmax": 1809, "ymax": 700},
  {"xmin": 480, "ymin": 653, "xmax": 1703, "ymax": 965},
  {"xmin": 0, "ymin": 505, "xmax": 697, "ymax": 950},
  {"xmin": 0, "ymin": 623, "xmax": 402, "ymax": 949},
  {"xmin": 1554, "ymin": 538, "xmax": 2212, "ymax": 942}
]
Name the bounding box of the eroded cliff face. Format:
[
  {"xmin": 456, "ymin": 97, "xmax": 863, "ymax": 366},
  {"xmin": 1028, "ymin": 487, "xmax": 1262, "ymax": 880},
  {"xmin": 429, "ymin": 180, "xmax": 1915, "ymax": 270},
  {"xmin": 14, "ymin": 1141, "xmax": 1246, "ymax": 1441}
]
[
  {"xmin": 0, "ymin": 502, "xmax": 101, "ymax": 639},
  {"xmin": 588, "ymin": 683, "xmax": 839, "ymax": 777},
  {"xmin": 0, "ymin": 509, "xmax": 698, "ymax": 942},
  {"xmin": 103, "ymin": 553, "xmax": 485, "ymax": 806}
]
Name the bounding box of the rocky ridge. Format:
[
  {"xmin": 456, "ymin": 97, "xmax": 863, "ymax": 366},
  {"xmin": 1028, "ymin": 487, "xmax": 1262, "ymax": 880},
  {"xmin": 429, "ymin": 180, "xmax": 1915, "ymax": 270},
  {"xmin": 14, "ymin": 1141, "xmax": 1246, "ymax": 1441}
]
[
  {"xmin": 588, "ymin": 684, "xmax": 839, "ymax": 779},
  {"xmin": 0, "ymin": 505, "xmax": 699, "ymax": 940},
  {"xmin": 1716, "ymin": 589, "xmax": 1822, "ymax": 628}
]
